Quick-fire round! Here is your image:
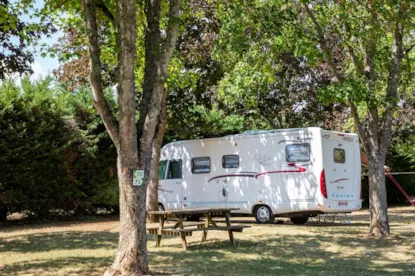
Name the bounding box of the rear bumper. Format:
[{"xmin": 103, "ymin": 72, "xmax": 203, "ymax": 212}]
[{"xmin": 319, "ymin": 199, "xmax": 362, "ymax": 213}]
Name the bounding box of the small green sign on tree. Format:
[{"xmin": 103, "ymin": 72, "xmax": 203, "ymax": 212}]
[{"xmin": 133, "ymin": 170, "xmax": 144, "ymax": 187}]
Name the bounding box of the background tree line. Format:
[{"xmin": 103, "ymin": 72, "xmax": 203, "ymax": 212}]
[
  {"xmin": 2, "ymin": 0, "xmax": 415, "ymax": 273},
  {"xmin": 1, "ymin": 0, "xmax": 414, "ymax": 224},
  {"xmin": 1, "ymin": 76, "xmax": 414, "ymax": 222}
]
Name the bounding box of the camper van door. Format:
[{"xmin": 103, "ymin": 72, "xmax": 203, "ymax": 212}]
[
  {"xmin": 323, "ymin": 139, "xmax": 356, "ymax": 201},
  {"xmin": 165, "ymin": 159, "xmax": 183, "ymax": 209}
]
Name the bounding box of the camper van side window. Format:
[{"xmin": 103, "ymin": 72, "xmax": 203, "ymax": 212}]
[
  {"xmin": 223, "ymin": 155, "xmax": 239, "ymax": 168},
  {"xmin": 167, "ymin": 160, "xmax": 182, "ymax": 179},
  {"xmin": 334, "ymin": 148, "xmax": 346, "ymax": 163},
  {"xmin": 159, "ymin": 160, "xmax": 167, "ymax": 180},
  {"xmin": 286, "ymin": 143, "xmax": 310, "ymax": 162},
  {"xmin": 192, "ymin": 157, "xmax": 211, "ymax": 174}
]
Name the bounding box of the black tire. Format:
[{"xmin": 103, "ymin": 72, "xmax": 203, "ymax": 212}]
[
  {"xmin": 290, "ymin": 217, "xmax": 309, "ymax": 225},
  {"xmin": 158, "ymin": 203, "xmax": 165, "ymax": 211},
  {"xmin": 253, "ymin": 205, "xmax": 275, "ymax": 224}
]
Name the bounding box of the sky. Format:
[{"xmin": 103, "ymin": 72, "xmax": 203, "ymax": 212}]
[
  {"xmin": 31, "ymin": 36, "xmax": 61, "ymax": 79},
  {"xmin": 31, "ymin": 1, "xmax": 61, "ymax": 79},
  {"xmin": 13, "ymin": 0, "xmax": 62, "ymax": 79}
]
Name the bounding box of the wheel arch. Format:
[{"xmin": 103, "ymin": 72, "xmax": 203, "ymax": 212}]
[
  {"xmin": 251, "ymin": 203, "xmax": 274, "ymax": 214},
  {"xmin": 158, "ymin": 202, "xmax": 165, "ymax": 211}
]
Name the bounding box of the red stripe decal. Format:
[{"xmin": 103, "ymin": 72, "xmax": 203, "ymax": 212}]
[
  {"xmin": 330, "ymin": 178, "xmax": 350, "ymax": 184},
  {"xmin": 254, "ymin": 166, "xmax": 306, "ymax": 179},
  {"xmin": 208, "ymin": 166, "xmax": 307, "ymax": 182}
]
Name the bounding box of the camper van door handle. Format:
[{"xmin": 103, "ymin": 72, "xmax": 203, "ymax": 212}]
[{"xmin": 176, "ymin": 181, "xmax": 181, "ymax": 184}]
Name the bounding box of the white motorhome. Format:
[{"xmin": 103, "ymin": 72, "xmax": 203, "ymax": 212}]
[{"xmin": 157, "ymin": 127, "xmax": 362, "ymax": 224}]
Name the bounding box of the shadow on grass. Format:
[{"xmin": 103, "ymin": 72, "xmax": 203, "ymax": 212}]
[
  {"xmin": 1, "ymin": 209, "xmax": 414, "ymax": 275},
  {"xmin": 149, "ymin": 232, "xmax": 415, "ymax": 275},
  {"xmin": 0, "ymin": 256, "xmax": 112, "ymax": 275},
  {"xmin": 0, "ymin": 216, "xmax": 119, "ymax": 233},
  {"xmin": 0, "ymin": 231, "xmax": 118, "ymax": 253}
]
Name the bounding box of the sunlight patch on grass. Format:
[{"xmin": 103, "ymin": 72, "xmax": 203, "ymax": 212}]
[{"xmin": 1, "ymin": 206, "xmax": 414, "ymax": 275}]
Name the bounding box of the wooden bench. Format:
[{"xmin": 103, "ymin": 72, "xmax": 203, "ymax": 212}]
[
  {"xmin": 147, "ymin": 208, "xmax": 249, "ymax": 250},
  {"xmin": 146, "ymin": 222, "xmax": 205, "ymax": 231},
  {"xmin": 171, "ymin": 225, "xmax": 250, "ymax": 233},
  {"xmin": 146, "ymin": 222, "xmax": 206, "ymax": 235},
  {"xmin": 147, "ymin": 225, "xmax": 250, "ymax": 243}
]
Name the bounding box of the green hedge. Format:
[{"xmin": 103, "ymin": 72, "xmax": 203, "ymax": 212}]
[{"xmin": 0, "ymin": 80, "xmax": 118, "ymax": 221}]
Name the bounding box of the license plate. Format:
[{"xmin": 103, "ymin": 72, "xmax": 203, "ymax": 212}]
[{"xmin": 339, "ymin": 201, "xmax": 348, "ymax": 206}]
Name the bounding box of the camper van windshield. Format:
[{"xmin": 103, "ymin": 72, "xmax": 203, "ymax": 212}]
[
  {"xmin": 286, "ymin": 143, "xmax": 310, "ymax": 162},
  {"xmin": 159, "ymin": 160, "xmax": 167, "ymax": 180}
]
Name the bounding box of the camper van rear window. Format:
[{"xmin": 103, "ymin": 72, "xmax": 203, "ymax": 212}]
[
  {"xmin": 223, "ymin": 155, "xmax": 239, "ymax": 168},
  {"xmin": 286, "ymin": 143, "xmax": 310, "ymax": 162},
  {"xmin": 334, "ymin": 148, "xmax": 346, "ymax": 163},
  {"xmin": 192, "ymin": 157, "xmax": 211, "ymax": 174}
]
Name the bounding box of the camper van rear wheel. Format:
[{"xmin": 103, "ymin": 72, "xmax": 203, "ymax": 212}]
[
  {"xmin": 290, "ymin": 217, "xmax": 309, "ymax": 225},
  {"xmin": 254, "ymin": 205, "xmax": 275, "ymax": 224},
  {"xmin": 186, "ymin": 215, "xmax": 201, "ymax": 221},
  {"xmin": 158, "ymin": 204, "xmax": 165, "ymax": 211}
]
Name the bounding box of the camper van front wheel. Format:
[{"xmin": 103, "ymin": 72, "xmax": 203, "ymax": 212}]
[{"xmin": 254, "ymin": 205, "xmax": 275, "ymax": 224}]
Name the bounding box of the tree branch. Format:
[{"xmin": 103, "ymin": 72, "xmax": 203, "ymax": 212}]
[
  {"xmin": 343, "ymin": 23, "xmax": 365, "ymax": 74},
  {"xmin": 404, "ymin": 42, "xmax": 415, "ymax": 57},
  {"xmin": 349, "ymin": 99, "xmax": 366, "ymax": 144},
  {"xmin": 82, "ymin": 0, "xmax": 120, "ymax": 149},
  {"xmin": 96, "ymin": 0, "xmax": 116, "ymax": 27},
  {"xmin": 160, "ymin": 0, "xmax": 181, "ymax": 77},
  {"xmin": 137, "ymin": 0, "xmax": 162, "ymax": 142},
  {"xmin": 380, "ymin": 21, "xmax": 404, "ymax": 152},
  {"xmin": 304, "ymin": 4, "xmax": 342, "ymax": 82},
  {"xmin": 116, "ymin": 0, "xmax": 138, "ymax": 157},
  {"xmin": 137, "ymin": 0, "xmax": 181, "ymax": 141}
]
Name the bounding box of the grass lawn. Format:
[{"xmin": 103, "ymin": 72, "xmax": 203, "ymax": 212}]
[{"xmin": 0, "ymin": 206, "xmax": 414, "ymax": 275}]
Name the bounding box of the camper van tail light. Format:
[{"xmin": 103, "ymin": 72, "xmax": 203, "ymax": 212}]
[
  {"xmin": 338, "ymin": 134, "xmax": 345, "ymax": 137},
  {"xmin": 320, "ymin": 169, "xmax": 328, "ymax": 198}
]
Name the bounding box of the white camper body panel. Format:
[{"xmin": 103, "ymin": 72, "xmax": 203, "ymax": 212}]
[{"xmin": 158, "ymin": 127, "xmax": 362, "ymax": 217}]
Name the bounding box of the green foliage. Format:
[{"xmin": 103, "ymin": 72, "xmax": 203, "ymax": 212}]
[
  {"xmin": 0, "ymin": 78, "xmax": 117, "ymax": 221},
  {"xmin": 165, "ymin": 105, "xmax": 244, "ymax": 141},
  {"xmin": 213, "ymin": 1, "xmax": 347, "ymax": 130},
  {"xmin": 0, "ymin": 0, "xmax": 57, "ymax": 79},
  {"xmin": 318, "ymin": 77, "xmax": 382, "ymax": 108}
]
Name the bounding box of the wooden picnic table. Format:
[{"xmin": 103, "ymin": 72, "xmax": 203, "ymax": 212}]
[{"xmin": 147, "ymin": 208, "xmax": 250, "ymax": 250}]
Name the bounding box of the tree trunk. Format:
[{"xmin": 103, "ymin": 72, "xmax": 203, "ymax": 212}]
[
  {"xmin": 366, "ymin": 148, "xmax": 390, "ymax": 236},
  {"xmin": 146, "ymin": 88, "xmax": 168, "ymax": 222},
  {"xmin": 105, "ymin": 157, "xmax": 148, "ymax": 275},
  {"xmin": 82, "ymin": 0, "xmax": 120, "ymax": 148},
  {"xmin": 366, "ymin": 21, "xmax": 403, "ymax": 237},
  {"xmin": 104, "ymin": 0, "xmax": 149, "ymax": 273},
  {"xmin": 83, "ymin": 0, "xmax": 180, "ymax": 273},
  {"xmin": 143, "ymin": 0, "xmax": 181, "ymax": 222}
]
